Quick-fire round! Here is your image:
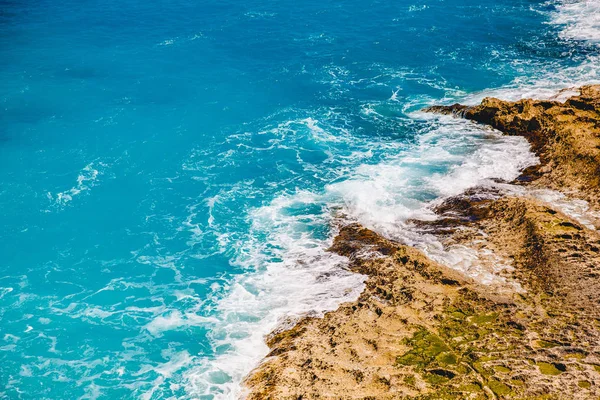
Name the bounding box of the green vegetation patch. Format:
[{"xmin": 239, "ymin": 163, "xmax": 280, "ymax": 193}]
[
  {"xmin": 564, "ymin": 351, "xmax": 586, "ymax": 359},
  {"xmin": 488, "ymin": 380, "xmax": 511, "ymax": 396},
  {"xmin": 537, "ymin": 362, "xmax": 564, "ymax": 375},
  {"xmin": 403, "ymin": 374, "xmax": 416, "ymax": 387},
  {"xmin": 437, "ymin": 352, "xmax": 458, "ymax": 365},
  {"xmin": 396, "ymin": 328, "xmax": 457, "ymax": 369},
  {"xmin": 469, "ymin": 312, "xmax": 498, "ymax": 325},
  {"xmin": 493, "ymin": 365, "xmax": 512, "ymax": 373},
  {"xmin": 460, "ymin": 383, "xmax": 483, "ymax": 393},
  {"xmin": 536, "ymin": 340, "xmax": 559, "ymax": 348},
  {"xmin": 578, "ymin": 380, "xmax": 591, "ymax": 389},
  {"xmin": 424, "ymin": 371, "xmax": 451, "ymax": 385}
]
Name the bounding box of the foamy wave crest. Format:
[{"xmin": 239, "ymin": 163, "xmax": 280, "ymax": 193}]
[
  {"xmin": 549, "ymin": 0, "xmax": 600, "ymax": 43},
  {"xmin": 327, "ymin": 116, "xmax": 538, "ymax": 284},
  {"xmin": 326, "ymin": 115, "xmax": 538, "ymax": 236},
  {"xmin": 183, "ymin": 191, "xmax": 366, "ymax": 399},
  {"xmin": 456, "ymin": 53, "xmax": 600, "ymax": 105}
]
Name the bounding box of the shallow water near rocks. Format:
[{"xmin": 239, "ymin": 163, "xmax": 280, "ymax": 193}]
[{"xmin": 1, "ymin": 0, "xmax": 599, "ymax": 398}]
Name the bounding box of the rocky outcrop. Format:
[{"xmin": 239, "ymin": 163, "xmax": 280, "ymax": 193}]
[
  {"xmin": 425, "ymin": 86, "xmax": 600, "ymax": 208},
  {"xmin": 244, "ymin": 87, "xmax": 600, "ymax": 399},
  {"xmin": 245, "ymin": 204, "xmax": 600, "ymax": 399}
]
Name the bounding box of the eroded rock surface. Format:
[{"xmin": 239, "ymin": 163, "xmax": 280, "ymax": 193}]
[
  {"xmin": 245, "ymin": 214, "xmax": 600, "ymax": 399},
  {"xmin": 244, "ymin": 87, "xmax": 600, "ymax": 399}
]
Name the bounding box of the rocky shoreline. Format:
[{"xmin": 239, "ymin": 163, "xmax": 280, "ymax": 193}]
[{"xmin": 243, "ymin": 86, "xmax": 600, "ymax": 399}]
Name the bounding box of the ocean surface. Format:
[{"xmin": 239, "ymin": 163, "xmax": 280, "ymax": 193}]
[{"xmin": 1, "ymin": 0, "xmax": 598, "ymax": 398}]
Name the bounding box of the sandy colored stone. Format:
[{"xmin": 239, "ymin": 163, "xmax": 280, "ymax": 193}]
[{"xmin": 243, "ymin": 87, "xmax": 600, "ymax": 399}]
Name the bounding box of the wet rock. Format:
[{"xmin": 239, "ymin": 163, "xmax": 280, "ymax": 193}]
[{"xmin": 424, "ymin": 85, "xmax": 600, "ymax": 209}]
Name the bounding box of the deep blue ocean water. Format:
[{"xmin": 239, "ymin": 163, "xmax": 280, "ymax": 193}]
[{"xmin": 1, "ymin": 0, "xmax": 598, "ymax": 398}]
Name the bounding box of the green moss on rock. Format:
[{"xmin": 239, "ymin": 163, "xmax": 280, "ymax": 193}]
[
  {"xmin": 494, "ymin": 365, "xmax": 512, "ymax": 373},
  {"xmin": 488, "ymin": 380, "xmax": 511, "ymax": 396},
  {"xmin": 397, "ymin": 328, "xmax": 454, "ymax": 368},
  {"xmin": 578, "ymin": 380, "xmax": 591, "ymax": 389},
  {"xmin": 537, "ymin": 362, "xmax": 563, "ymax": 376}
]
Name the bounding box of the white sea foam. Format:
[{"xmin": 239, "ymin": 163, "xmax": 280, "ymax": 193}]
[
  {"xmin": 326, "ymin": 116, "xmax": 538, "ymax": 286},
  {"xmin": 47, "ymin": 162, "xmax": 105, "ymax": 207},
  {"xmin": 144, "ymin": 311, "xmax": 218, "ymax": 336},
  {"xmin": 549, "ymin": 0, "xmax": 600, "ymax": 43},
  {"xmin": 244, "ymin": 11, "xmax": 277, "ymax": 18},
  {"xmin": 455, "ymin": 0, "xmax": 600, "ymax": 105},
  {"xmin": 528, "ymin": 189, "xmax": 600, "ymax": 230},
  {"xmin": 457, "ymin": 54, "xmax": 600, "ymax": 105},
  {"xmin": 183, "ymin": 191, "xmax": 366, "ymax": 399},
  {"xmin": 158, "ymin": 39, "xmax": 176, "ymax": 46},
  {"xmin": 157, "ymin": 32, "xmax": 206, "ymax": 47},
  {"xmin": 498, "ymin": 184, "xmax": 600, "ymax": 230},
  {"xmin": 327, "ymin": 116, "xmax": 538, "ymax": 234}
]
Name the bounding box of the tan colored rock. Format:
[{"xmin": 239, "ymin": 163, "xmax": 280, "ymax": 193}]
[
  {"xmin": 426, "ymin": 85, "xmax": 600, "ymax": 208},
  {"xmin": 244, "ymin": 88, "xmax": 600, "ymax": 399}
]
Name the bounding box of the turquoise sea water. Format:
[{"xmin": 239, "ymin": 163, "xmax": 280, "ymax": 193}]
[{"xmin": 1, "ymin": 0, "xmax": 598, "ymax": 398}]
